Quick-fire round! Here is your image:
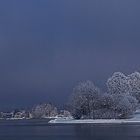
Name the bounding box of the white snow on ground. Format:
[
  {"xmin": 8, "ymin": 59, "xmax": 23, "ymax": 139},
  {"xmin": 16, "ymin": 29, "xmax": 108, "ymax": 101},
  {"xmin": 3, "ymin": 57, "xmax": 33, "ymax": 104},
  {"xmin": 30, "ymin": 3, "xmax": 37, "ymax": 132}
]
[{"xmin": 49, "ymin": 110, "xmax": 140, "ymax": 124}]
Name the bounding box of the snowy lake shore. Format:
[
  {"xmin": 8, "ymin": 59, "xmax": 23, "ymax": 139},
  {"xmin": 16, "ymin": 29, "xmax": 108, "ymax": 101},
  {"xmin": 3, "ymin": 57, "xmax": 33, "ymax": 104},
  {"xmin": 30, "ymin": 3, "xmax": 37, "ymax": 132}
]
[
  {"xmin": 49, "ymin": 118, "xmax": 140, "ymax": 124},
  {"xmin": 49, "ymin": 110, "xmax": 140, "ymax": 124}
]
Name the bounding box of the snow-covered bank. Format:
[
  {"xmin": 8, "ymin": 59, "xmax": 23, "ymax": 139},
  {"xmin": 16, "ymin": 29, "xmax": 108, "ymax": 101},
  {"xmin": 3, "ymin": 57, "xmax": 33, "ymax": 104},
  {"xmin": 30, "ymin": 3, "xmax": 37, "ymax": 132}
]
[
  {"xmin": 49, "ymin": 110, "xmax": 140, "ymax": 124},
  {"xmin": 49, "ymin": 119, "xmax": 140, "ymax": 124}
]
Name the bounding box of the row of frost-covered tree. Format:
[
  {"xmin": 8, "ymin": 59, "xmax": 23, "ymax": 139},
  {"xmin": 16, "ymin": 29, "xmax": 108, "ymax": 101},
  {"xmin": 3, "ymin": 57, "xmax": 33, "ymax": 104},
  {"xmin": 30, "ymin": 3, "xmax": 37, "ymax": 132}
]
[
  {"xmin": 20, "ymin": 71, "xmax": 140, "ymax": 120},
  {"xmin": 31, "ymin": 103, "xmax": 58, "ymax": 119},
  {"xmin": 69, "ymin": 72, "xmax": 140, "ymax": 119}
]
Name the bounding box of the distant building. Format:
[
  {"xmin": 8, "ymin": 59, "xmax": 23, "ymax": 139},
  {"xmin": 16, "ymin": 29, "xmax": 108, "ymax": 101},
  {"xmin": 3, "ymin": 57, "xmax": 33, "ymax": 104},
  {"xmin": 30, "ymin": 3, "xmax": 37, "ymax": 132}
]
[
  {"xmin": 14, "ymin": 110, "xmax": 31, "ymax": 119},
  {"xmin": 0, "ymin": 112, "xmax": 14, "ymax": 119}
]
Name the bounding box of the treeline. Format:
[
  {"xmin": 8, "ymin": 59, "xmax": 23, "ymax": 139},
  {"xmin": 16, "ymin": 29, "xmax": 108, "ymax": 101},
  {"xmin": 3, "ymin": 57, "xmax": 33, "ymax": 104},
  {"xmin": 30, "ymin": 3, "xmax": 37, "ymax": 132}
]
[
  {"xmin": 0, "ymin": 103, "xmax": 58, "ymax": 119},
  {"xmin": 69, "ymin": 72, "xmax": 140, "ymax": 119},
  {"xmin": 31, "ymin": 103, "xmax": 58, "ymax": 118},
  {"xmin": 2, "ymin": 71, "xmax": 140, "ymax": 120}
]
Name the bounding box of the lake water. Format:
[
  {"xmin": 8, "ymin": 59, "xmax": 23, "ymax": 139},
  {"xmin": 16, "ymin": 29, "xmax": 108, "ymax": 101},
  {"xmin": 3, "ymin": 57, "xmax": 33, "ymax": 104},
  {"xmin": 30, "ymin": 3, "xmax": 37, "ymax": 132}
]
[{"xmin": 0, "ymin": 119, "xmax": 140, "ymax": 140}]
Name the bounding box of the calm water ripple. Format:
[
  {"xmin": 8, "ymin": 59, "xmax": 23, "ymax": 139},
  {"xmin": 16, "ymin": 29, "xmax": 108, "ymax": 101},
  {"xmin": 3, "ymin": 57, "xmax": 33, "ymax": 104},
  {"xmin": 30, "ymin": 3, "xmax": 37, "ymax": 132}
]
[{"xmin": 0, "ymin": 119, "xmax": 140, "ymax": 140}]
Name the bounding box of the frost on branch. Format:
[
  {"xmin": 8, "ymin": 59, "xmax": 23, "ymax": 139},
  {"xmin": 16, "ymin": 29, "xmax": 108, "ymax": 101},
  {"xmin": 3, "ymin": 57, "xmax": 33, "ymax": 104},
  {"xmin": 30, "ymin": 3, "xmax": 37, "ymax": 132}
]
[
  {"xmin": 107, "ymin": 71, "xmax": 140, "ymax": 102},
  {"xmin": 107, "ymin": 72, "xmax": 130, "ymax": 95},
  {"xmin": 70, "ymin": 80, "xmax": 101, "ymax": 119},
  {"xmin": 128, "ymin": 72, "xmax": 140, "ymax": 102}
]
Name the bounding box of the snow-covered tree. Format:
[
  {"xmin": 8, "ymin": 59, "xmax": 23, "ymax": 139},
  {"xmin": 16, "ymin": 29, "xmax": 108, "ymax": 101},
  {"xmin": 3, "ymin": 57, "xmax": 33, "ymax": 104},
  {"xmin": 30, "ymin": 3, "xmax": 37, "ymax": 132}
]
[
  {"xmin": 106, "ymin": 72, "xmax": 138, "ymax": 118},
  {"xmin": 100, "ymin": 93, "xmax": 114, "ymax": 109},
  {"xmin": 70, "ymin": 72, "xmax": 139, "ymax": 120},
  {"xmin": 93, "ymin": 93, "xmax": 138, "ymax": 119},
  {"xmin": 70, "ymin": 81, "xmax": 101, "ymax": 119},
  {"xmin": 107, "ymin": 72, "xmax": 130, "ymax": 95},
  {"xmin": 128, "ymin": 72, "xmax": 140, "ymax": 102},
  {"xmin": 92, "ymin": 108, "xmax": 118, "ymax": 119},
  {"xmin": 110, "ymin": 94, "xmax": 138, "ymax": 118},
  {"xmin": 32, "ymin": 103, "xmax": 58, "ymax": 118}
]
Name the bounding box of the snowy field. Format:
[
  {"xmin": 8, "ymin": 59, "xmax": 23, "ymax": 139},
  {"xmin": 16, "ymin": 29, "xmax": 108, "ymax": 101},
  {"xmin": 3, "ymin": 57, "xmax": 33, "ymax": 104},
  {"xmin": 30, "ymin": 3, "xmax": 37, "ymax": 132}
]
[{"xmin": 49, "ymin": 110, "xmax": 140, "ymax": 124}]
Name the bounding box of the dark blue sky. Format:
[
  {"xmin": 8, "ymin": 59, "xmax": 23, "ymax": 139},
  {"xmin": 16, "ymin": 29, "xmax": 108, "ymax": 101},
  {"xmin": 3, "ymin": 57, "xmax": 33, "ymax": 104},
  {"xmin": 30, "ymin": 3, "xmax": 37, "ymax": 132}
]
[{"xmin": 0, "ymin": 0, "xmax": 140, "ymax": 110}]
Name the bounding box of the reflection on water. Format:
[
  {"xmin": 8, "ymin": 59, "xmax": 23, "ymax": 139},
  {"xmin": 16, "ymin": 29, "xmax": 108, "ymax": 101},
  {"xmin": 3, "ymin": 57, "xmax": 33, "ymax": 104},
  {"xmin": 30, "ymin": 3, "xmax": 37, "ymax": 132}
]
[
  {"xmin": 73, "ymin": 124, "xmax": 140, "ymax": 140},
  {"xmin": 0, "ymin": 119, "xmax": 140, "ymax": 140}
]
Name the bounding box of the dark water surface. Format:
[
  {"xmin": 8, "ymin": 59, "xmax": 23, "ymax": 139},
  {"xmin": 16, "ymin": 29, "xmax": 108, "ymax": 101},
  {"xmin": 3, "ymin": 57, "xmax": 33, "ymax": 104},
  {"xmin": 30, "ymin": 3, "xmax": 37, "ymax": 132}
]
[{"xmin": 0, "ymin": 119, "xmax": 140, "ymax": 140}]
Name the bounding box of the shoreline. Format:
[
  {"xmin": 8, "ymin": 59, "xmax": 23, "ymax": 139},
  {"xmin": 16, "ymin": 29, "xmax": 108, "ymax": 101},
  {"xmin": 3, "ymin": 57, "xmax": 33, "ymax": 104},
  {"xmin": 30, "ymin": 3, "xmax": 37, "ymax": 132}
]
[{"xmin": 49, "ymin": 118, "xmax": 140, "ymax": 124}]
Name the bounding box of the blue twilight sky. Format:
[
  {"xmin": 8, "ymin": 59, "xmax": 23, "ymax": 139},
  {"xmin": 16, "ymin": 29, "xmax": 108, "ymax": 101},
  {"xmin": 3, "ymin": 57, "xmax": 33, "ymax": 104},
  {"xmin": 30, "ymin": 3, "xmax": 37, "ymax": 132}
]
[{"xmin": 0, "ymin": 0, "xmax": 140, "ymax": 110}]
